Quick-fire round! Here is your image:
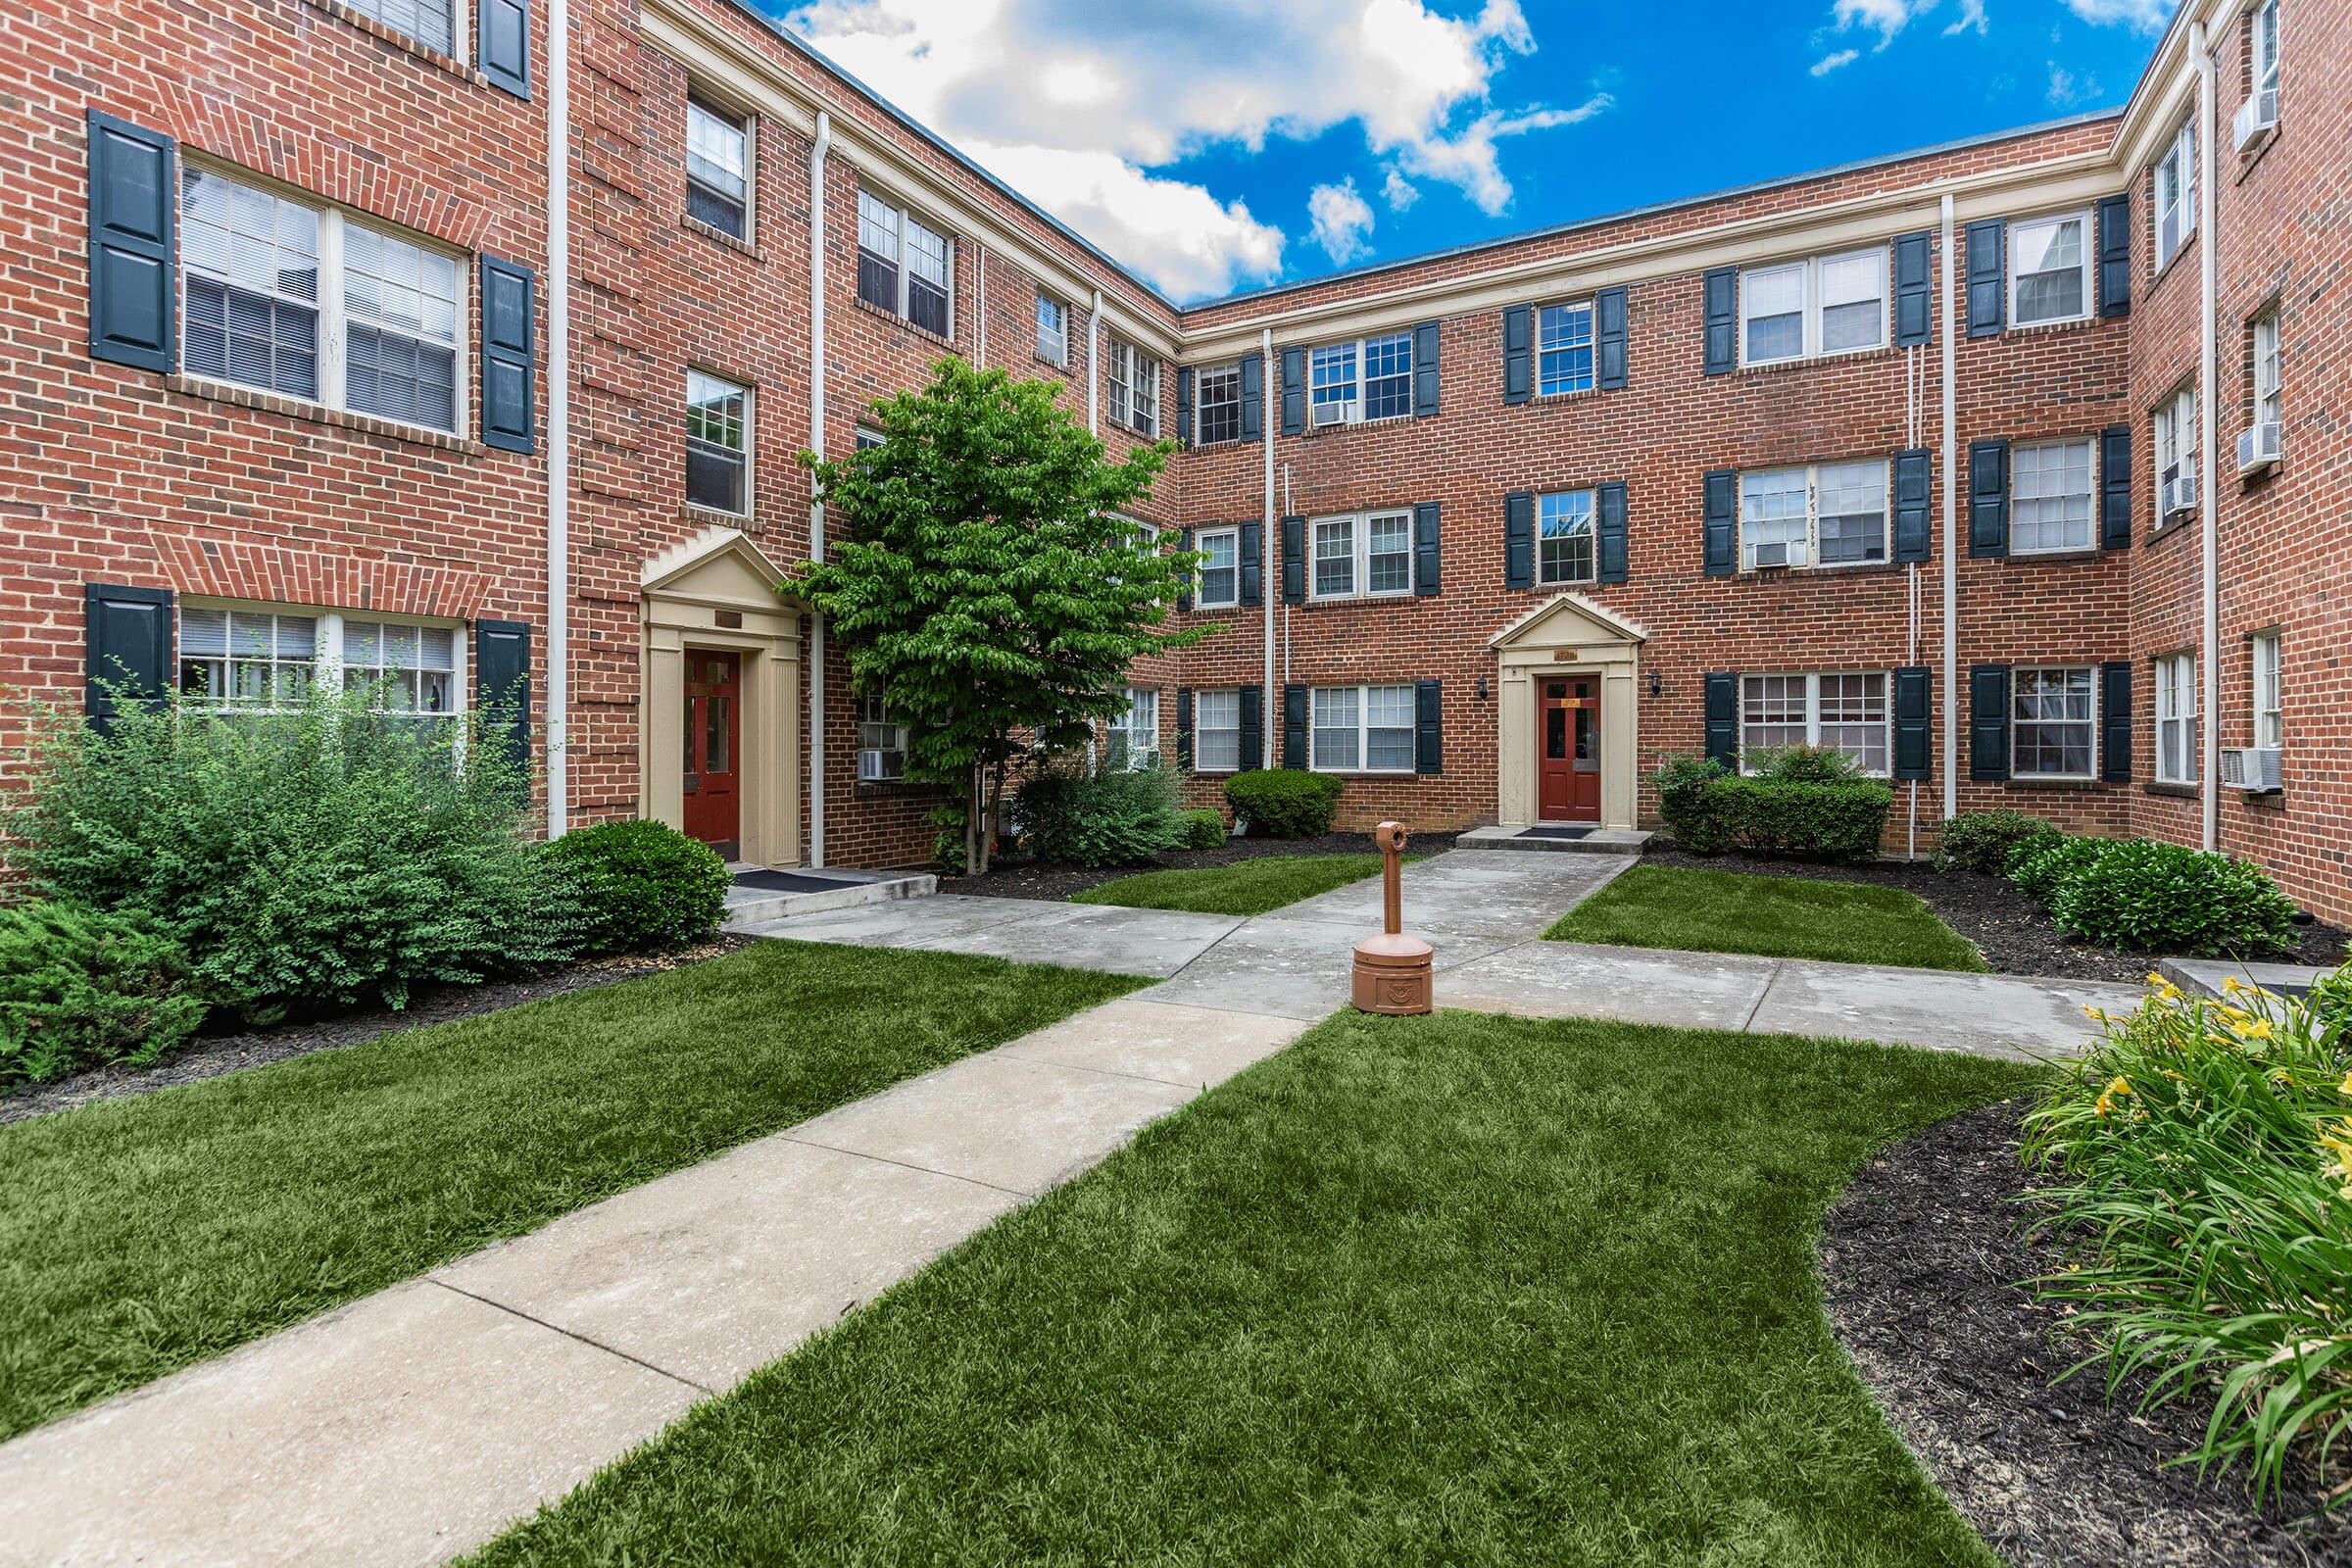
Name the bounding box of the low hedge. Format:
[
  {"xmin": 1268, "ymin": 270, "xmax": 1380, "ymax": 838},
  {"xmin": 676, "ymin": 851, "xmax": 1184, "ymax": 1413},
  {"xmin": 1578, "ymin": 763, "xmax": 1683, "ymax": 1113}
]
[
  {"xmin": 2005, "ymin": 832, "xmax": 2107, "ymax": 906},
  {"xmin": 2040, "ymin": 838, "xmax": 2300, "ymax": 956},
  {"xmin": 1223, "ymin": 769, "xmax": 1345, "ymax": 839},
  {"xmin": 1012, "ymin": 764, "xmax": 1184, "ymax": 867},
  {"xmin": 1, "ymin": 902, "xmax": 207, "ymax": 1087},
  {"xmin": 1933, "ymin": 809, "xmax": 2059, "ymax": 875},
  {"xmin": 1176, "ymin": 808, "xmax": 1228, "ymax": 851},
  {"xmin": 1653, "ymin": 755, "xmax": 1891, "ymax": 862},
  {"xmin": 544, "ymin": 819, "xmax": 732, "ymax": 955}
]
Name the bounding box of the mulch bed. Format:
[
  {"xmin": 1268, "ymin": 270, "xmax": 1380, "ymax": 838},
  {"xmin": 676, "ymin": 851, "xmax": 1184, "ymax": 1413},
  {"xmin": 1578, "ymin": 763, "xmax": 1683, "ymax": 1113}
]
[
  {"xmin": 0, "ymin": 937, "xmax": 754, "ymax": 1129},
  {"xmin": 1642, "ymin": 847, "xmax": 2349, "ymax": 984},
  {"xmin": 1823, "ymin": 1100, "xmax": 2351, "ymax": 1568},
  {"xmin": 942, "ymin": 830, "xmax": 1463, "ymax": 904}
]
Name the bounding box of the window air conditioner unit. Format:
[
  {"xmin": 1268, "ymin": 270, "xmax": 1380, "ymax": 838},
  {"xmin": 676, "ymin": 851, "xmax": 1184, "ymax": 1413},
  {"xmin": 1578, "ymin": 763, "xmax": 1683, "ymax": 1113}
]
[
  {"xmin": 1310, "ymin": 400, "xmax": 1353, "ymax": 427},
  {"xmin": 2233, "ymin": 88, "xmax": 2278, "ymax": 149},
  {"xmin": 2237, "ymin": 420, "xmax": 2281, "ymax": 472},
  {"xmin": 2161, "ymin": 472, "xmax": 2199, "ymax": 518},
  {"xmin": 2220, "ymin": 746, "xmax": 2282, "ymax": 793},
  {"xmin": 1750, "ymin": 541, "xmax": 1806, "ymax": 569},
  {"xmin": 857, "ymin": 748, "xmax": 897, "ymax": 782}
]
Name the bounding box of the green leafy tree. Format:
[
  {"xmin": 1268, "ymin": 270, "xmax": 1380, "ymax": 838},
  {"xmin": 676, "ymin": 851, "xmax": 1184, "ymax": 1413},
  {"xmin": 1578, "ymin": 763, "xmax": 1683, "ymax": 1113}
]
[{"xmin": 796, "ymin": 358, "xmax": 1208, "ymax": 872}]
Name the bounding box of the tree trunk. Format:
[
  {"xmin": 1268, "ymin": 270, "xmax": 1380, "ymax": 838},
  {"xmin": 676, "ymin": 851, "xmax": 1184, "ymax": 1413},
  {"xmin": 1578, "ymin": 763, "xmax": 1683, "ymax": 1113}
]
[
  {"xmin": 965, "ymin": 763, "xmax": 987, "ymax": 876},
  {"xmin": 986, "ymin": 748, "xmax": 1010, "ymax": 868}
]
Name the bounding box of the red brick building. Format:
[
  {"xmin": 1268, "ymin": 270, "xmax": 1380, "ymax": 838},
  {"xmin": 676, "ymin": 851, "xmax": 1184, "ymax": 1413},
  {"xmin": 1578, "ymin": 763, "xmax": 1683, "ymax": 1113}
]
[{"xmin": 6, "ymin": 0, "xmax": 2346, "ymax": 920}]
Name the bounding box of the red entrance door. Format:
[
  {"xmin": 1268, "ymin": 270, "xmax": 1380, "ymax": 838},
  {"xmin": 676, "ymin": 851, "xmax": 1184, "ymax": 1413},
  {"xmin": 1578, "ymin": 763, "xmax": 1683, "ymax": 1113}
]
[
  {"xmin": 682, "ymin": 652, "xmax": 741, "ymax": 858},
  {"xmin": 1538, "ymin": 675, "xmax": 1601, "ymax": 822}
]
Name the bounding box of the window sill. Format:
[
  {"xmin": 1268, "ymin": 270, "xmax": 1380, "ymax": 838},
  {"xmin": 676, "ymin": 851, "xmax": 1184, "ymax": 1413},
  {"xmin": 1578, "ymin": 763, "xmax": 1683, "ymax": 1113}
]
[
  {"xmin": 2007, "ymin": 776, "xmax": 2102, "ymax": 790},
  {"xmin": 2005, "ymin": 547, "xmax": 2109, "ymax": 565},
  {"xmin": 683, "ymin": 215, "xmax": 760, "ymax": 261},
  {"xmin": 1034, "ymin": 351, "xmax": 1071, "ymax": 372},
  {"xmin": 1308, "ymin": 770, "xmax": 1418, "ymax": 780},
  {"xmin": 165, "ymin": 374, "xmax": 481, "ymax": 454},
  {"xmin": 1732, "ymin": 341, "xmax": 1901, "ymax": 378},
  {"xmin": 1736, "ymin": 560, "xmax": 1905, "ymax": 580},
  {"xmin": 2144, "ymin": 780, "xmax": 2200, "ymax": 798},
  {"xmin": 2233, "ymin": 122, "xmax": 2280, "ymax": 182},
  {"xmin": 2150, "ymin": 238, "xmax": 2200, "ymax": 292},
  {"xmin": 2002, "ymin": 312, "xmax": 2109, "ymax": 339},
  {"xmin": 1305, "ymin": 591, "xmax": 1418, "ymax": 608},
  {"xmin": 684, "ymin": 503, "xmax": 755, "ymax": 527},
  {"xmin": 851, "ymin": 293, "xmax": 955, "ymax": 349},
  {"xmin": 1298, "ymin": 413, "xmax": 1418, "ymax": 439},
  {"xmin": 299, "ymin": 0, "xmax": 485, "ymax": 85},
  {"xmin": 1192, "ymin": 600, "xmax": 1243, "ymax": 614}
]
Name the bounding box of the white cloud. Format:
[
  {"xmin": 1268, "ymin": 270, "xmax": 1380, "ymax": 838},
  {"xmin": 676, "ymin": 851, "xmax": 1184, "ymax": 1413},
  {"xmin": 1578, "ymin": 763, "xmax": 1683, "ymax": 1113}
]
[
  {"xmin": 1834, "ymin": 0, "xmax": 1928, "ymax": 44},
  {"xmin": 963, "ymin": 142, "xmax": 1283, "ymax": 301},
  {"xmin": 784, "ymin": 0, "xmax": 1609, "ymax": 296},
  {"xmin": 2045, "ymin": 60, "xmax": 2103, "ymax": 105},
  {"xmin": 1382, "ymin": 168, "xmax": 1421, "ymax": 213},
  {"xmin": 1942, "ymin": 0, "xmax": 1988, "ymax": 35},
  {"xmin": 1812, "ymin": 47, "xmax": 1861, "ymax": 74},
  {"xmin": 2060, "ymin": 0, "xmax": 2168, "ymax": 27},
  {"xmin": 1308, "ymin": 179, "xmax": 1377, "ymax": 266}
]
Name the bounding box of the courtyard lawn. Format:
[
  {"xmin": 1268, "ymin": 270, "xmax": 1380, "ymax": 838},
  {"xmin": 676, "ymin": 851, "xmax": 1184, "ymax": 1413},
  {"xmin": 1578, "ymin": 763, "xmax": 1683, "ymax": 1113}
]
[
  {"xmin": 0, "ymin": 941, "xmax": 1146, "ymax": 1442},
  {"xmin": 1070, "ymin": 853, "xmax": 1407, "ymax": 916},
  {"xmin": 1545, "ymin": 863, "xmax": 1989, "ymax": 971},
  {"xmin": 468, "ymin": 1011, "xmax": 2038, "ymax": 1568}
]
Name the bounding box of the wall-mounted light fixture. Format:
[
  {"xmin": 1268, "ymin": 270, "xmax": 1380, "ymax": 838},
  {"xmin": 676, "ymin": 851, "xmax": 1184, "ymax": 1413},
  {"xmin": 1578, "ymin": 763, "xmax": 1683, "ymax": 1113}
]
[
  {"xmin": 1647, "ymin": 669, "xmax": 1662, "ymax": 698},
  {"xmin": 1476, "ymin": 676, "xmax": 1489, "ymax": 701}
]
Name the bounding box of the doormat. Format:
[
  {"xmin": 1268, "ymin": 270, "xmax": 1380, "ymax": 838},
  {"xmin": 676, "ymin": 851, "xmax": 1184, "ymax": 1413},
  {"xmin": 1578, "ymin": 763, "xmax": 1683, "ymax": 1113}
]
[
  {"xmin": 1520, "ymin": 825, "xmax": 1595, "ymax": 840},
  {"xmin": 732, "ymin": 869, "xmax": 844, "ymax": 895}
]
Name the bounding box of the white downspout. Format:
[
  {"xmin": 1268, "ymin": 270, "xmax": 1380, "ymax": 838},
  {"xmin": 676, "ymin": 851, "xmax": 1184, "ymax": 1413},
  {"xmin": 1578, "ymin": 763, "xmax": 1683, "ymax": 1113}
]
[
  {"xmin": 1260, "ymin": 327, "xmax": 1275, "ymax": 768},
  {"xmin": 1939, "ymin": 192, "xmax": 1958, "ymax": 822},
  {"xmin": 544, "ymin": 0, "xmax": 570, "ymax": 840},
  {"xmin": 807, "ymin": 111, "xmax": 832, "ymax": 867},
  {"xmin": 1088, "ymin": 289, "xmax": 1102, "ymax": 435},
  {"xmin": 974, "ymin": 244, "xmax": 986, "ymax": 364},
  {"xmin": 2193, "ymin": 24, "xmax": 2220, "ymax": 853}
]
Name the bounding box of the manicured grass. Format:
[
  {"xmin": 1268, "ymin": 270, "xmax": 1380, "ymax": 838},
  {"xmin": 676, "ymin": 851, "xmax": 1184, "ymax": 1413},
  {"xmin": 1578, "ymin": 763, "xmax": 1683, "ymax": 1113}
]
[
  {"xmin": 1071, "ymin": 853, "xmax": 1410, "ymax": 916},
  {"xmin": 1545, "ymin": 863, "xmax": 1990, "ymax": 971},
  {"xmin": 470, "ymin": 1011, "xmax": 2039, "ymax": 1568},
  {"xmin": 0, "ymin": 941, "xmax": 1146, "ymax": 1442}
]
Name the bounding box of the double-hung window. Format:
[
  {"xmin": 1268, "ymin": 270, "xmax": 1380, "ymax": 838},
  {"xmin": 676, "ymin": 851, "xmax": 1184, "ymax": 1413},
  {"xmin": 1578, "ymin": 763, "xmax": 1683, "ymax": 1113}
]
[
  {"xmin": 1738, "ymin": 461, "xmax": 1886, "ymax": 569},
  {"xmin": 1196, "ymin": 690, "xmax": 1243, "ymax": 772},
  {"xmin": 1310, "ymin": 684, "xmax": 1414, "ymax": 773},
  {"xmin": 179, "ymin": 605, "xmax": 460, "ymax": 719},
  {"xmin": 1036, "ymin": 293, "xmax": 1068, "ymax": 366},
  {"xmin": 2010, "ymin": 438, "xmax": 2095, "ymax": 554},
  {"xmin": 2155, "ymin": 651, "xmax": 2198, "ymax": 782},
  {"xmin": 1110, "ymin": 687, "xmax": 1158, "ymax": 768},
  {"xmin": 345, "ymin": 0, "xmax": 454, "ymax": 58},
  {"xmin": 2154, "ymin": 386, "xmax": 2197, "ymax": 515},
  {"xmin": 1195, "ymin": 527, "xmax": 1240, "ymax": 609},
  {"xmin": 2014, "ymin": 665, "xmax": 2096, "ymax": 779},
  {"xmin": 1309, "ymin": 511, "xmax": 1411, "ymax": 600},
  {"xmin": 2252, "ymin": 312, "xmax": 2281, "ymax": 427},
  {"xmin": 1197, "ymin": 363, "xmax": 1243, "ymax": 445},
  {"xmin": 2251, "ymin": 0, "xmax": 2280, "ymax": 103},
  {"xmin": 686, "ymin": 369, "xmax": 750, "ymax": 514},
  {"xmin": 1537, "ymin": 302, "xmax": 1594, "ymax": 395},
  {"xmin": 341, "ymin": 619, "xmax": 460, "ymax": 715},
  {"xmin": 182, "ymin": 166, "xmax": 463, "ymax": 434},
  {"xmin": 2250, "ymin": 632, "xmax": 2282, "ymax": 750},
  {"xmin": 1537, "ymin": 489, "xmax": 1595, "ymax": 584},
  {"xmin": 685, "ymin": 97, "xmax": 751, "ymax": 240},
  {"xmin": 1738, "ymin": 673, "xmax": 1889, "ymax": 775},
  {"xmin": 2154, "ymin": 122, "xmax": 2196, "ymax": 270},
  {"xmin": 857, "ymin": 189, "xmax": 951, "ymax": 336},
  {"xmin": 856, "ymin": 693, "xmax": 907, "ymax": 781},
  {"xmin": 1308, "ymin": 331, "xmax": 1411, "ymax": 425},
  {"xmin": 1107, "ymin": 340, "xmax": 1158, "ymax": 437},
  {"xmin": 2010, "ymin": 212, "xmax": 2091, "ymax": 325},
  {"xmin": 1740, "ymin": 248, "xmax": 1886, "ymax": 366}
]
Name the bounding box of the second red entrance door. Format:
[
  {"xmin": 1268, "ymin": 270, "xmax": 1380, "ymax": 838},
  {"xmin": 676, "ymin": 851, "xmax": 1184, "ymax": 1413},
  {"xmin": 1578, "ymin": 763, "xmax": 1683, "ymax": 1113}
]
[
  {"xmin": 1538, "ymin": 674, "xmax": 1601, "ymax": 822},
  {"xmin": 682, "ymin": 651, "xmax": 741, "ymax": 859}
]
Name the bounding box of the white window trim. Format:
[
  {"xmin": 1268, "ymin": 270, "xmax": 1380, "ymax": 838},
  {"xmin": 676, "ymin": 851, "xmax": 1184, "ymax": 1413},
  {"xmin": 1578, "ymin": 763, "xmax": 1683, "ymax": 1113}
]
[
  {"xmin": 1535, "ymin": 299, "xmax": 1596, "ymax": 398},
  {"xmin": 1536, "ymin": 488, "xmax": 1596, "ymax": 586},
  {"xmin": 2154, "ymin": 122, "xmax": 2197, "ymax": 272},
  {"xmin": 2153, "ymin": 384, "xmax": 2198, "ymax": 517},
  {"xmin": 2251, "ymin": 0, "xmax": 2280, "ymax": 99},
  {"xmin": 1308, "ymin": 683, "xmax": 1417, "ymax": 776},
  {"xmin": 2010, "ymin": 663, "xmax": 2099, "ymax": 781},
  {"xmin": 2155, "ymin": 650, "xmax": 2199, "ymax": 784},
  {"xmin": 2007, "ymin": 436, "xmax": 2100, "ymax": 558},
  {"xmin": 1111, "ymin": 686, "xmax": 1159, "ymax": 769},
  {"xmin": 684, "ymin": 92, "xmax": 755, "ymax": 244},
  {"xmin": 1306, "ymin": 509, "xmax": 1414, "ymax": 602},
  {"xmin": 177, "ymin": 597, "xmax": 468, "ymax": 720},
  {"xmin": 858, "ymin": 186, "xmax": 956, "ymax": 339},
  {"xmin": 2251, "ymin": 311, "xmax": 2282, "ymax": 426},
  {"xmin": 685, "ymin": 367, "xmax": 753, "ymax": 517},
  {"xmin": 1737, "ymin": 459, "xmax": 1891, "ymax": 571},
  {"xmin": 1036, "ymin": 292, "xmax": 1068, "ymax": 368},
  {"xmin": 856, "ymin": 692, "xmax": 908, "ymax": 781},
  {"xmin": 1106, "ymin": 338, "xmax": 1159, "ymax": 438},
  {"xmin": 1194, "ymin": 689, "xmax": 1244, "ymax": 774},
  {"xmin": 1307, "ymin": 330, "xmax": 1414, "ymax": 426},
  {"xmin": 1738, "ymin": 246, "xmax": 1888, "ymax": 368},
  {"xmin": 1195, "ymin": 361, "xmax": 1245, "ymax": 446},
  {"xmin": 2250, "ymin": 631, "xmax": 2282, "ymax": 751},
  {"xmin": 1736, "ymin": 671, "xmax": 1892, "ymax": 778},
  {"xmin": 178, "ymin": 159, "xmax": 469, "ymax": 441},
  {"xmin": 339, "ymin": 0, "xmax": 465, "ymax": 63},
  {"xmin": 2007, "ymin": 210, "xmax": 2095, "ymax": 328},
  {"xmin": 1194, "ymin": 525, "xmax": 1242, "ymax": 610}
]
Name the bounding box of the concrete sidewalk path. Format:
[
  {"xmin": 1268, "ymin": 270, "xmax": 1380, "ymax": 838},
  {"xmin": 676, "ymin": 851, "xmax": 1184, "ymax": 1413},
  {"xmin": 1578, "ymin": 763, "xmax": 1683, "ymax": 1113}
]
[{"xmin": 0, "ymin": 997, "xmax": 1308, "ymax": 1568}]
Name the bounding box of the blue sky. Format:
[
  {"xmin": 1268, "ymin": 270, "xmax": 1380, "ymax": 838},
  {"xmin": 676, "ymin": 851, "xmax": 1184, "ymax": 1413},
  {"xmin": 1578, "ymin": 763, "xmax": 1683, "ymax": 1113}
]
[{"xmin": 777, "ymin": 0, "xmax": 2173, "ymax": 303}]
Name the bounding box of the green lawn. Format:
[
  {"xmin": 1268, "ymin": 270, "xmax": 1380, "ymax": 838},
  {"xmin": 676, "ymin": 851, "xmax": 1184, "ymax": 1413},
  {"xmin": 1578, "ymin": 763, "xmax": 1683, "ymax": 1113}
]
[
  {"xmin": 1545, "ymin": 863, "xmax": 1989, "ymax": 971},
  {"xmin": 470, "ymin": 1011, "xmax": 2038, "ymax": 1568},
  {"xmin": 0, "ymin": 941, "xmax": 1146, "ymax": 1442},
  {"xmin": 1071, "ymin": 853, "xmax": 1410, "ymax": 916}
]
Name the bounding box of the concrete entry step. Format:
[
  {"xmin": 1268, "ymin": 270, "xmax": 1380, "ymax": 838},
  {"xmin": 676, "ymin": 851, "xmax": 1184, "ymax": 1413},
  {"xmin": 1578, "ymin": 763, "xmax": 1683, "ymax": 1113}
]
[
  {"xmin": 1455, "ymin": 825, "xmax": 1652, "ymax": 856},
  {"xmin": 722, "ymin": 865, "xmax": 936, "ymax": 927},
  {"xmin": 2160, "ymin": 955, "xmax": 2337, "ymax": 1002}
]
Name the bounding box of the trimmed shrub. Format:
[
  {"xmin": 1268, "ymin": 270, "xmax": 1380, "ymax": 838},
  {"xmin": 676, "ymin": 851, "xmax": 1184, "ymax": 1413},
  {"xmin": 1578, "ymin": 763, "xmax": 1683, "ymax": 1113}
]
[
  {"xmin": 1744, "ymin": 743, "xmax": 1863, "ymax": 782},
  {"xmin": 2005, "ymin": 831, "xmax": 2105, "ymax": 906},
  {"xmin": 1652, "ymin": 753, "xmax": 1891, "ymax": 862},
  {"xmin": 1177, "ymin": 808, "xmax": 1227, "ymax": 851},
  {"xmin": 0, "ymin": 902, "xmax": 208, "ymax": 1087},
  {"xmin": 1013, "ymin": 763, "xmax": 1184, "ymax": 867},
  {"xmin": 1933, "ymin": 809, "xmax": 2060, "ymax": 875},
  {"xmin": 6, "ymin": 686, "xmax": 579, "ymax": 1024},
  {"xmin": 544, "ymin": 819, "xmax": 732, "ymax": 955},
  {"xmin": 2045, "ymin": 839, "xmax": 2299, "ymax": 956},
  {"xmin": 1223, "ymin": 768, "xmax": 1345, "ymax": 839}
]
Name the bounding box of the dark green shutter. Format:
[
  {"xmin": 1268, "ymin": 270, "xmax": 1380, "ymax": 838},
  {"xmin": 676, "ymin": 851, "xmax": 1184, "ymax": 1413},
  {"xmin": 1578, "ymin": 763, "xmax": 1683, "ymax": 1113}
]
[
  {"xmin": 1414, "ymin": 680, "xmax": 1442, "ymax": 774},
  {"xmin": 1239, "ymin": 354, "xmax": 1263, "ymax": 441},
  {"xmin": 1501, "ymin": 304, "xmax": 1533, "ymax": 405},
  {"xmin": 1175, "ymin": 368, "xmax": 1195, "ymax": 445},
  {"xmin": 1240, "ymin": 519, "xmax": 1263, "ymax": 606},
  {"xmin": 1892, "ymin": 448, "xmax": 1932, "ymax": 563},
  {"xmin": 1503, "ymin": 490, "xmax": 1534, "ymax": 589},
  {"xmin": 1176, "ymin": 527, "xmax": 1194, "ymax": 612},
  {"xmin": 1969, "ymin": 663, "xmax": 2011, "ymax": 780},
  {"xmin": 86, "ymin": 112, "xmax": 176, "ymax": 373},
  {"xmin": 474, "ymin": 618, "xmax": 533, "ymax": 781},
  {"xmin": 2100, "ymin": 662, "xmax": 2132, "ymax": 781},
  {"xmin": 1413, "ymin": 502, "xmax": 1441, "ymax": 596},
  {"xmin": 1892, "ymin": 666, "xmax": 1932, "ymax": 779},
  {"xmin": 2096, "ymin": 194, "xmax": 2132, "ymax": 318},
  {"xmin": 1702, "ymin": 268, "xmax": 1735, "ymax": 374},
  {"xmin": 1702, "ymin": 468, "xmax": 1737, "ymax": 576},
  {"xmin": 1595, "ymin": 286, "xmax": 1628, "ymax": 390},
  {"xmin": 1237, "ymin": 684, "xmax": 1263, "ymax": 773},
  {"xmin": 2099, "ymin": 425, "xmax": 2132, "ymax": 550},
  {"xmin": 1703, "ymin": 672, "xmax": 1739, "ymax": 767},
  {"xmin": 1412, "ymin": 319, "xmax": 1440, "ymax": 416},
  {"xmin": 1596, "ymin": 481, "xmax": 1629, "ymax": 583},
  {"xmin": 84, "ymin": 582, "xmax": 172, "ymax": 731},
  {"xmin": 479, "ymin": 255, "xmax": 536, "ymax": 454},
  {"xmin": 479, "ymin": 0, "xmax": 529, "ymax": 97},
  {"xmin": 1968, "ymin": 439, "xmax": 2009, "ymax": 557},
  {"xmin": 1892, "ymin": 230, "xmax": 1933, "ymax": 347},
  {"xmin": 1280, "ymin": 514, "xmax": 1305, "ymax": 604},
  {"xmin": 1278, "ymin": 346, "xmax": 1305, "ymax": 436},
  {"xmin": 1281, "ymin": 684, "xmax": 1307, "ymax": 769},
  {"xmin": 1965, "ymin": 218, "xmax": 2005, "ymax": 337},
  {"xmin": 1175, "ymin": 687, "xmax": 1195, "ymax": 771}
]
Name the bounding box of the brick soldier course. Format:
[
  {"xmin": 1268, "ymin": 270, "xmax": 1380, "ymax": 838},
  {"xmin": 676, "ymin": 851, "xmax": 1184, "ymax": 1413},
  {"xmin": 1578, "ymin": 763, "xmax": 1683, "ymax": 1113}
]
[{"xmin": 6, "ymin": 0, "xmax": 2345, "ymax": 920}]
